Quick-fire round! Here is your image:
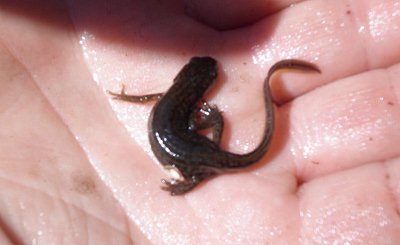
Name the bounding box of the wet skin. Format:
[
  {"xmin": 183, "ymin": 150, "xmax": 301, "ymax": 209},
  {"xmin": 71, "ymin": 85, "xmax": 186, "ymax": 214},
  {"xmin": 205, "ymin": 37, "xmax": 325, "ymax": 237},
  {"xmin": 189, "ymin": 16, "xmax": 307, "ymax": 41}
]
[{"xmin": 108, "ymin": 57, "xmax": 320, "ymax": 195}]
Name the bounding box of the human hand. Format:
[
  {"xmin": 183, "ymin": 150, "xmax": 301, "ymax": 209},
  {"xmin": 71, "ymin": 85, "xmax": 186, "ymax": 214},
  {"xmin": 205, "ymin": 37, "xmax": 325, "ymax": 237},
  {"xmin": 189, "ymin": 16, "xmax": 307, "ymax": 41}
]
[{"xmin": 0, "ymin": 0, "xmax": 399, "ymax": 244}]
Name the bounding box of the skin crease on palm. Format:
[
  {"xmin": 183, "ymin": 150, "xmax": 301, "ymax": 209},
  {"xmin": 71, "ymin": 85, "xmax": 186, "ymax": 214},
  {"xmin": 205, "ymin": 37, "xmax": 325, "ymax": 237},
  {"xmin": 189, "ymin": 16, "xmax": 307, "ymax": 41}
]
[{"xmin": 0, "ymin": 0, "xmax": 400, "ymax": 244}]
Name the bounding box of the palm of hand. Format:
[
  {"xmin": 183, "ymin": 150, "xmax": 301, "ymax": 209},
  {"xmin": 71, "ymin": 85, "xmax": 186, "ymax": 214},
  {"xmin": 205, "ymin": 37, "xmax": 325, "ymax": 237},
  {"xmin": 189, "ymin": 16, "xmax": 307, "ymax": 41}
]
[{"xmin": 0, "ymin": 0, "xmax": 399, "ymax": 244}]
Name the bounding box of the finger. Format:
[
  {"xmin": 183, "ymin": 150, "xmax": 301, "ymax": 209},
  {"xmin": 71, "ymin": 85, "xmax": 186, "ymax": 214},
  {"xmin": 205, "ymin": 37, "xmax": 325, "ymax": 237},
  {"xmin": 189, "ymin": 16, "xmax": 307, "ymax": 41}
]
[
  {"xmin": 245, "ymin": 0, "xmax": 400, "ymax": 102},
  {"xmin": 183, "ymin": 0, "xmax": 302, "ymax": 30},
  {"xmin": 271, "ymin": 63, "xmax": 400, "ymax": 181}
]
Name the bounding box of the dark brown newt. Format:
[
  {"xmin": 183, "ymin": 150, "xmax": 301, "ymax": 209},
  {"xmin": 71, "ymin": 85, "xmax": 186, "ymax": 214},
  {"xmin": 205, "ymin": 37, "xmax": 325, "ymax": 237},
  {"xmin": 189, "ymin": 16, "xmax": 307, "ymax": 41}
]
[{"xmin": 108, "ymin": 57, "xmax": 320, "ymax": 195}]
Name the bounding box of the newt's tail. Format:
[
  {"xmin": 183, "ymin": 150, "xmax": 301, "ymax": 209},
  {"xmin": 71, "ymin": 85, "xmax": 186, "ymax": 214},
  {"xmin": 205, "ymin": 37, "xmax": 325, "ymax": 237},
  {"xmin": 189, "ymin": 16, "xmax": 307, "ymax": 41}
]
[{"xmin": 224, "ymin": 59, "xmax": 321, "ymax": 168}]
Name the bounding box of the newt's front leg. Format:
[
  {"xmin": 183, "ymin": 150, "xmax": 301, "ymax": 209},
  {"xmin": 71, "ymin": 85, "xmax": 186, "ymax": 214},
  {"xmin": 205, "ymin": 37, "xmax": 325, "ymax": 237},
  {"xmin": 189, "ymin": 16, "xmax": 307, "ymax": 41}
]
[
  {"xmin": 189, "ymin": 100, "xmax": 224, "ymax": 146},
  {"xmin": 108, "ymin": 85, "xmax": 164, "ymax": 103}
]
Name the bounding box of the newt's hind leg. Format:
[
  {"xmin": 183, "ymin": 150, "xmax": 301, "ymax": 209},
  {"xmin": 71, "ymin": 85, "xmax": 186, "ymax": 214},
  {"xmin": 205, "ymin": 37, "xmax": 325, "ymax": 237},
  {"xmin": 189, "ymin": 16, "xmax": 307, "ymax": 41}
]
[{"xmin": 161, "ymin": 167, "xmax": 217, "ymax": 195}]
